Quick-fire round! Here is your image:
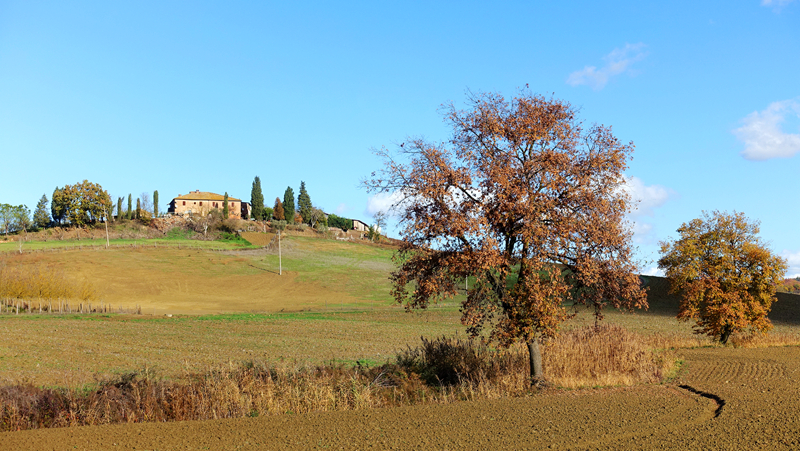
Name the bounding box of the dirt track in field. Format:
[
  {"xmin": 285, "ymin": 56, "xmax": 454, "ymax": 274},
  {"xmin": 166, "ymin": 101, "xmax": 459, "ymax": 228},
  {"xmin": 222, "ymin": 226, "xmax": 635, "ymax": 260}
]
[{"xmin": 2, "ymin": 346, "xmax": 799, "ymax": 450}]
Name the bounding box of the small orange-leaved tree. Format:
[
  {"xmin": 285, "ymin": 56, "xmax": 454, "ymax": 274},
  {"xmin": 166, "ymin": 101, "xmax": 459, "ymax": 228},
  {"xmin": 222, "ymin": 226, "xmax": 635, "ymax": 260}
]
[
  {"xmin": 364, "ymin": 90, "xmax": 647, "ymax": 384},
  {"xmin": 658, "ymin": 210, "xmax": 787, "ymax": 344}
]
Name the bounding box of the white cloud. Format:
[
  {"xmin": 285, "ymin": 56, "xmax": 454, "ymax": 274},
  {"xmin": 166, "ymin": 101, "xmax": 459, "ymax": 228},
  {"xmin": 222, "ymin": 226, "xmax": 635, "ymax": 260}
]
[
  {"xmin": 365, "ymin": 191, "xmax": 407, "ymax": 216},
  {"xmin": 734, "ymin": 98, "xmax": 800, "ymax": 160},
  {"xmin": 566, "ymin": 43, "xmax": 648, "ymax": 90},
  {"xmin": 334, "ymin": 203, "xmax": 348, "ymax": 215},
  {"xmin": 642, "ymin": 266, "xmax": 665, "ymax": 277},
  {"xmin": 781, "ymin": 250, "xmax": 800, "ymax": 278}
]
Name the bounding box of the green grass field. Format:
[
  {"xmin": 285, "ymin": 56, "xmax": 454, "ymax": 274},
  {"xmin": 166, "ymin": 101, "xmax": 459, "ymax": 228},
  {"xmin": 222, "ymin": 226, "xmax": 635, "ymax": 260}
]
[{"xmin": 1, "ymin": 233, "xmax": 799, "ymax": 389}]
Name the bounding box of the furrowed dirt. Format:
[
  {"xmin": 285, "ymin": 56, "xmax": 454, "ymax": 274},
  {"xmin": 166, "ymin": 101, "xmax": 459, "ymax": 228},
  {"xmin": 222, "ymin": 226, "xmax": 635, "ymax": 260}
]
[{"xmin": 2, "ymin": 346, "xmax": 798, "ymax": 450}]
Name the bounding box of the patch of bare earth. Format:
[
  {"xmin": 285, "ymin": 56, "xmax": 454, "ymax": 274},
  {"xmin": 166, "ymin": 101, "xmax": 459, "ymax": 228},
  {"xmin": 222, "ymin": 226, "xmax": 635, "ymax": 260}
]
[{"xmin": 3, "ymin": 346, "xmax": 799, "ymax": 450}]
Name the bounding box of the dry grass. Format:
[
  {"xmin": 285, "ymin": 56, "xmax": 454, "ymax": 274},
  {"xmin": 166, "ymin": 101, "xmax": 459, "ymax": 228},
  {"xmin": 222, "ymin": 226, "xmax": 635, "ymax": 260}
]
[
  {"xmin": 0, "ymin": 261, "xmax": 100, "ymax": 314},
  {"xmin": 544, "ymin": 324, "xmax": 676, "ymax": 388},
  {"xmin": 0, "ymin": 324, "xmax": 672, "ymax": 431}
]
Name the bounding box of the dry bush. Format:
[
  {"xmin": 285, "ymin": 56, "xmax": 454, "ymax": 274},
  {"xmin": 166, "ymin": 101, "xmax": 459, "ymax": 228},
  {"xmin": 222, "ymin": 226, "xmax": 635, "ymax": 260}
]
[{"xmin": 395, "ymin": 336, "xmax": 529, "ymax": 395}]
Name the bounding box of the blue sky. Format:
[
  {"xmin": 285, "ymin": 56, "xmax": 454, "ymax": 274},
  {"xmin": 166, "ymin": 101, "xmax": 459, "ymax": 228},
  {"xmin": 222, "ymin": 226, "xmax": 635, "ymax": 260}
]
[{"xmin": 1, "ymin": 1, "xmax": 798, "ymax": 275}]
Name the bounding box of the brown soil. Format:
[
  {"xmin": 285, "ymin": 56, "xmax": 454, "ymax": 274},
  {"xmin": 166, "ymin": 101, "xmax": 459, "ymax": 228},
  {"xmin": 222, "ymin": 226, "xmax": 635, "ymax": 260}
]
[{"xmin": 3, "ymin": 346, "xmax": 798, "ymax": 450}]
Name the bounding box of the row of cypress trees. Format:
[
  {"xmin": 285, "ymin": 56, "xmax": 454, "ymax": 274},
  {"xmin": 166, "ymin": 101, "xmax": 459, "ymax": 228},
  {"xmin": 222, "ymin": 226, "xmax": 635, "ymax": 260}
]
[{"xmin": 249, "ymin": 178, "xmax": 317, "ymax": 225}]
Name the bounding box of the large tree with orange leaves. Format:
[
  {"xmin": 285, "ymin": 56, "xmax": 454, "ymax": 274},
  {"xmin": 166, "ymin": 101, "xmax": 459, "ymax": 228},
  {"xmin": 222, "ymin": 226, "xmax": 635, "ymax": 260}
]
[
  {"xmin": 365, "ymin": 90, "xmax": 647, "ymax": 384},
  {"xmin": 658, "ymin": 211, "xmax": 787, "ymax": 344}
]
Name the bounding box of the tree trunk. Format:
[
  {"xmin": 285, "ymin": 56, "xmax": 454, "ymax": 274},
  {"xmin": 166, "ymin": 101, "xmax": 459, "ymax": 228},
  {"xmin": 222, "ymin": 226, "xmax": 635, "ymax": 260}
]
[
  {"xmin": 527, "ymin": 337, "xmax": 543, "ymax": 385},
  {"xmin": 720, "ymin": 324, "xmax": 733, "ymax": 345}
]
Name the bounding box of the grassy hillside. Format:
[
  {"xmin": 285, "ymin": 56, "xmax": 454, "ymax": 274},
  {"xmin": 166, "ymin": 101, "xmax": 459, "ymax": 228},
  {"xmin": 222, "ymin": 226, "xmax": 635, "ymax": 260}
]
[{"xmin": 0, "ymin": 234, "xmax": 398, "ymax": 314}]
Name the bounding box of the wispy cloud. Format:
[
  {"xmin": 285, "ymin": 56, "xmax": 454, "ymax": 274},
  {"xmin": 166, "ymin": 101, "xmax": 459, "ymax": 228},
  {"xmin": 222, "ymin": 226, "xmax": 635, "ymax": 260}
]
[
  {"xmin": 623, "ymin": 176, "xmax": 673, "ymax": 218},
  {"xmin": 734, "ymin": 98, "xmax": 800, "ymax": 161},
  {"xmin": 761, "ymin": 0, "xmax": 796, "ymax": 12},
  {"xmin": 621, "ymin": 176, "xmax": 675, "ymax": 245},
  {"xmin": 566, "ymin": 43, "xmax": 648, "ymax": 90}
]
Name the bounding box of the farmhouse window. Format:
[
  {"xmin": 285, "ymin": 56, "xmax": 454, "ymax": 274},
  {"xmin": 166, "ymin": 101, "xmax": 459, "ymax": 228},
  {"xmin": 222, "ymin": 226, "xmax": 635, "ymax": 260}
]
[
  {"xmin": 182, "ymin": 201, "xmax": 186, "ymax": 206},
  {"xmin": 200, "ymin": 202, "xmax": 203, "ymax": 206}
]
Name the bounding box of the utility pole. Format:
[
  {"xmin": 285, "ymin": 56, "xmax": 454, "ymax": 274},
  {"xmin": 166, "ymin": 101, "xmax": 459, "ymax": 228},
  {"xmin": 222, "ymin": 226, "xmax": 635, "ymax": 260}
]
[{"xmin": 103, "ymin": 206, "xmax": 110, "ymax": 248}]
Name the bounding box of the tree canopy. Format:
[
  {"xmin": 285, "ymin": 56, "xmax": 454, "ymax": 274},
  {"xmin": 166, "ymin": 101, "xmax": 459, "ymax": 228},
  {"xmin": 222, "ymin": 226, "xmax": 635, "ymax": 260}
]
[
  {"xmin": 327, "ymin": 214, "xmax": 352, "ymax": 231},
  {"xmin": 364, "ymin": 90, "xmax": 646, "ymax": 382},
  {"xmin": 658, "ymin": 210, "xmax": 788, "ymax": 344},
  {"xmin": 51, "ymin": 181, "xmax": 112, "ymax": 226}
]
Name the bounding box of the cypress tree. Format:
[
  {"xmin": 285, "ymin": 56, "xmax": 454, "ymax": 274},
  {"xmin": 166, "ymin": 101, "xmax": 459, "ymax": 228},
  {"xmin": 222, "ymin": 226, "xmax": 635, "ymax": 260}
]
[
  {"xmin": 223, "ymin": 192, "xmax": 230, "ymax": 219},
  {"xmin": 117, "ymin": 197, "xmax": 123, "ymax": 221},
  {"xmin": 298, "ymin": 181, "xmax": 312, "ymax": 224},
  {"xmin": 153, "ymin": 190, "xmax": 159, "ymax": 218},
  {"xmin": 251, "ymin": 176, "xmax": 265, "ymax": 220},
  {"xmin": 135, "ymin": 198, "xmax": 141, "ymax": 220},
  {"xmin": 283, "ymin": 187, "xmax": 295, "ymax": 224},
  {"xmin": 127, "ymin": 194, "xmax": 132, "ymax": 220}
]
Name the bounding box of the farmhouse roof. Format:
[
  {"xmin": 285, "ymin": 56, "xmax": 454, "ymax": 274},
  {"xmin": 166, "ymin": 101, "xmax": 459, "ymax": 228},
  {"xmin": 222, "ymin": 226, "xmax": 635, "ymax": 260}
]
[{"xmin": 174, "ymin": 190, "xmax": 241, "ymax": 202}]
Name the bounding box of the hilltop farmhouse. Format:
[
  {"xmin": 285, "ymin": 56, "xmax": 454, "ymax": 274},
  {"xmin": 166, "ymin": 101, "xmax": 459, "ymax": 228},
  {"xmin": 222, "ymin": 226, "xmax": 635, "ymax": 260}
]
[{"xmin": 168, "ymin": 190, "xmax": 252, "ymax": 219}]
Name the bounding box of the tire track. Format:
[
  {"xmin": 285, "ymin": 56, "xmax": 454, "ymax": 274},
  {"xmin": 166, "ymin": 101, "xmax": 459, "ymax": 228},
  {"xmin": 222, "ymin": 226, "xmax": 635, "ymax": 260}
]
[{"xmin": 678, "ymin": 384, "xmax": 725, "ymax": 417}]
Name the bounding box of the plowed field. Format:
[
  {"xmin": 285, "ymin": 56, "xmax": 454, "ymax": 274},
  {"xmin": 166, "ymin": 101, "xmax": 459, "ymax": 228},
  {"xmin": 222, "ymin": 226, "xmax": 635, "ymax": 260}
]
[{"xmin": 3, "ymin": 346, "xmax": 798, "ymax": 450}]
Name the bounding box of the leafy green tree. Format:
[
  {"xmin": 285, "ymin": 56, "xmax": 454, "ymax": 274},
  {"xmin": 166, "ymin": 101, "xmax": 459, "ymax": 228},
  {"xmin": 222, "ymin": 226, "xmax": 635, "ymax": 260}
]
[
  {"xmin": 283, "ymin": 187, "xmax": 295, "ymax": 224},
  {"xmin": 658, "ymin": 210, "xmax": 788, "ymax": 344},
  {"xmin": 264, "ymin": 206, "xmax": 274, "ymax": 220},
  {"xmin": 309, "ymin": 207, "xmax": 327, "ymax": 228},
  {"xmin": 127, "ymin": 194, "xmax": 132, "ymax": 220},
  {"xmin": 153, "ymin": 190, "xmax": 159, "ymax": 218},
  {"xmin": 33, "ymin": 194, "xmax": 50, "ymax": 229},
  {"xmin": 51, "ymin": 181, "xmax": 112, "ymax": 226},
  {"xmin": 0, "ymin": 204, "xmax": 13, "ymax": 235},
  {"xmin": 273, "ymin": 198, "xmax": 285, "ymax": 221},
  {"xmin": 117, "ymin": 197, "xmax": 123, "ymax": 221},
  {"xmin": 51, "ymin": 187, "xmax": 68, "ymax": 225},
  {"xmin": 251, "ymin": 176, "xmax": 265, "ymax": 220},
  {"xmin": 298, "ymin": 181, "xmax": 312, "ymax": 224},
  {"xmin": 327, "ymin": 214, "xmax": 353, "ymax": 230},
  {"xmin": 223, "ymin": 192, "xmax": 230, "ymax": 219},
  {"xmin": 13, "ymin": 205, "xmax": 32, "ymax": 234}
]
